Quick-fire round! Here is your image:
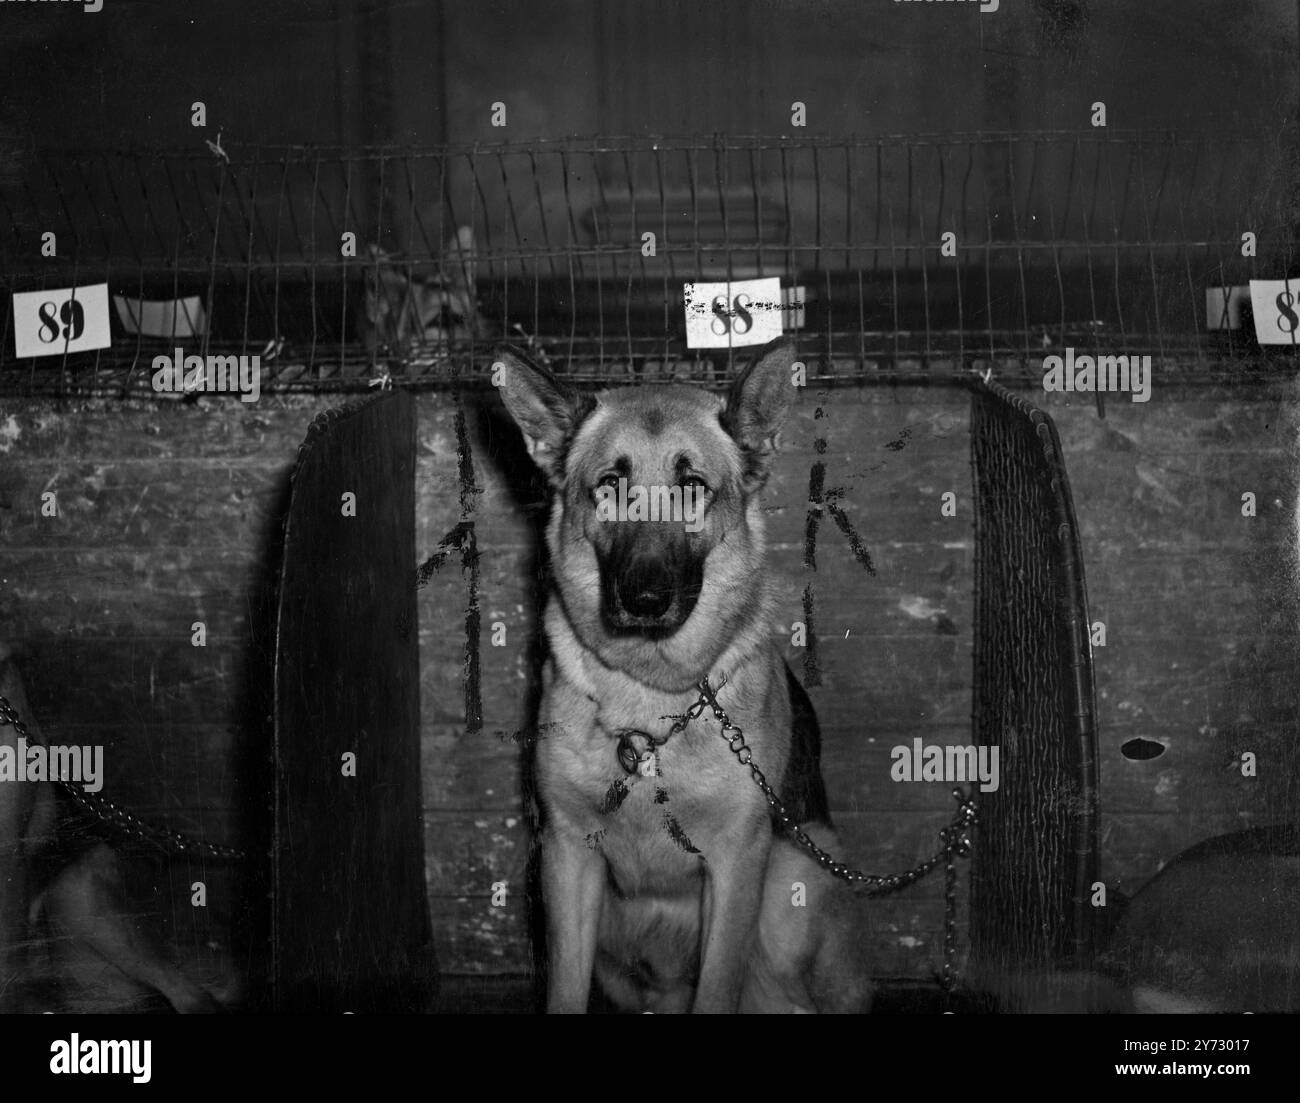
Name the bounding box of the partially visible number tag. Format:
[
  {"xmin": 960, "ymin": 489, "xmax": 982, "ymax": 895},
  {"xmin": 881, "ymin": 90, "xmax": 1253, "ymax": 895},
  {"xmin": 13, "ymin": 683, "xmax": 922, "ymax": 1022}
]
[
  {"xmin": 1206, "ymin": 285, "xmax": 1248, "ymax": 331},
  {"xmin": 1248, "ymin": 279, "xmax": 1300, "ymax": 345},
  {"xmin": 782, "ymin": 285, "xmax": 806, "ymax": 330}
]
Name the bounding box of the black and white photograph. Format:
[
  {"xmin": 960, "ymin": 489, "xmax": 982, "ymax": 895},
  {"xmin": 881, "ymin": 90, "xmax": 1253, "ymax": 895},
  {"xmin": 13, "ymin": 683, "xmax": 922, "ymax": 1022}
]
[{"xmin": 0, "ymin": 0, "xmax": 1296, "ymax": 1078}]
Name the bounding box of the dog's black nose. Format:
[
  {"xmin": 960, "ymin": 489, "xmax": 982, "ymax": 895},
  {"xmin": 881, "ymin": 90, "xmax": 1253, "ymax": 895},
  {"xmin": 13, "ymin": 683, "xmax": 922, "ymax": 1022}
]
[{"xmin": 618, "ymin": 560, "xmax": 675, "ymax": 619}]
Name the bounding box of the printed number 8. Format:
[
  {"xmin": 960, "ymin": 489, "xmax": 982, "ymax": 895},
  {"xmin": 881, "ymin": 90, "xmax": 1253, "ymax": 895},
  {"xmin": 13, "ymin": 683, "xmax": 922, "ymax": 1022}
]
[
  {"xmin": 1276, "ymin": 291, "xmax": 1299, "ymax": 335},
  {"xmin": 37, "ymin": 300, "xmax": 86, "ymax": 344},
  {"xmin": 710, "ymin": 293, "xmax": 754, "ymax": 337}
]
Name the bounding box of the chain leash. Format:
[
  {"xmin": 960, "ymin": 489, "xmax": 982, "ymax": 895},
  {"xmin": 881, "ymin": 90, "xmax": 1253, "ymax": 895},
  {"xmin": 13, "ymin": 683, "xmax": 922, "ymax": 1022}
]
[
  {"xmin": 0, "ymin": 692, "xmax": 246, "ymax": 862},
  {"xmin": 691, "ymin": 675, "xmax": 979, "ymax": 990}
]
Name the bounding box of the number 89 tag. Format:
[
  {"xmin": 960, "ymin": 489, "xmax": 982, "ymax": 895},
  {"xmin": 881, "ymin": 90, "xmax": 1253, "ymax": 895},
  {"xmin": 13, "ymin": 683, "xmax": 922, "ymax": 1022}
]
[{"xmin": 12, "ymin": 283, "xmax": 112, "ymax": 359}]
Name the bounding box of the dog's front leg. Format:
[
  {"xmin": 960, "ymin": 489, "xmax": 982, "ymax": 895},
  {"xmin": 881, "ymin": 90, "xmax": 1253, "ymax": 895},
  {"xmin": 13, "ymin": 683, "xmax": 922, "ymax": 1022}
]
[
  {"xmin": 542, "ymin": 823, "xmax": 605, "ymax": 1013},
  {"xmin": 694, "ymin": 829, "xmax": 771, "ymax": 1013}
]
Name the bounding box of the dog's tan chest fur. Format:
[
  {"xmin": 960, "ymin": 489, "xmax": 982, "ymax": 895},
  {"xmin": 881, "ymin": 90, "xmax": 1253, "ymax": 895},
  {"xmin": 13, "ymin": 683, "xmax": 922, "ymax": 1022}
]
[{"xmin": 537, "ymin": 659, "xmax": 772, "ymax": 897}]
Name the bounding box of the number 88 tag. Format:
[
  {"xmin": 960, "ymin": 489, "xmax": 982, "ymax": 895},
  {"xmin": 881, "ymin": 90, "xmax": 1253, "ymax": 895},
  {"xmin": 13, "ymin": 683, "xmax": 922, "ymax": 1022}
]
[{"xmin": 684, "ymin": 278, "xmax": 783, "ymax": 349}]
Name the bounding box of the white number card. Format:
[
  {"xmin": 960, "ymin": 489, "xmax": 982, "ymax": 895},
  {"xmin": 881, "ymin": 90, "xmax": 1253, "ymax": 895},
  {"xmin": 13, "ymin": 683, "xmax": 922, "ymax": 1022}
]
[
  {"xmin": 1248, "ymin": 279, "xmax": 1300, "ymax": 345},
  {"xmin": 684, "ymin": 278, "xmax": 783, "ymax": 349},
  {"xmin": 12, "ymin": 283, "xmax": 111, "ymax": 359}
]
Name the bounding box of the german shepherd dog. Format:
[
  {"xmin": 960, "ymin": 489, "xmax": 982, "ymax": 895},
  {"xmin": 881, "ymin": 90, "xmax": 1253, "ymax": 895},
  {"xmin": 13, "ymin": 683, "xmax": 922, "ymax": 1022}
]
[
  {"xmin": 496, "ymin": 338, "xmax": 872, "ymax": 1013},
  {"xmin": 0, "ymin": 647, "xmax": 224, "ymax": 1012}
]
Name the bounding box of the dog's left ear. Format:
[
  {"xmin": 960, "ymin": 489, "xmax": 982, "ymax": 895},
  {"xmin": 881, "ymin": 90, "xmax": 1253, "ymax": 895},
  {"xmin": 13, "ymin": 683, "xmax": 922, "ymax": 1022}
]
[{"xmin": 722, "ymin": 338, "xmax": 798, "ymax": 487}]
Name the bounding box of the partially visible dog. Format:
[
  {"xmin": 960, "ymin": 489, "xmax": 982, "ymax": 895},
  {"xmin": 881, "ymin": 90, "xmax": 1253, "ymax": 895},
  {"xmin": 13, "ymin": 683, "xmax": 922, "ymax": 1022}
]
[
  {"xmin": 962, "ymin": 825, "xmax": 1300, "ymax": 1013},
  {"xmin": 496, "ymin": 338, "xmax": 872, "ymax": 1014},
  {"xmin": 360, "ymin": 226, "xmax": 479, "ymax": 354},
  {"xmin": 1102, "ymin": 825, "xmax": 1300, "ymax": 1013},
  {"xmin": 0, "ymin": 647, "xmax": 225, "ymax": 1013}
]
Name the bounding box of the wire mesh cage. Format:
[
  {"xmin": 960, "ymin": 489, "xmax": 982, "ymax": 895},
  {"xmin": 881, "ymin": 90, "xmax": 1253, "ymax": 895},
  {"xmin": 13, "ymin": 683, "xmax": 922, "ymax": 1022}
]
[
  {"xmin": 2, "ymin": 129, "xmax": 1294, "ymax": 396},
  {"xmin": 968, "ymin": 376, "xmax": 1100, "ymax": 979}
]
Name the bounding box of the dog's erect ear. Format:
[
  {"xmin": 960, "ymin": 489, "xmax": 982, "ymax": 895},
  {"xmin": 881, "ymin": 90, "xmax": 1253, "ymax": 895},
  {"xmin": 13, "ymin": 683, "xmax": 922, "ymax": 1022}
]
[
  {"xmin": 495, "ymin": 344, "xmax": 593, "ymax": 481},
  {"xmin": 722, "ymin": 338, "xmax": 798, "ymax": 486}
]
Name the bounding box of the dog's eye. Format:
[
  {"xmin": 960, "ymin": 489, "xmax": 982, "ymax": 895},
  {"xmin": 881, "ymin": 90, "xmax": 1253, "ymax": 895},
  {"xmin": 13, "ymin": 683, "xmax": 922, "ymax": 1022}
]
[
  {"xmin": 680, "ymin": 475, "xmax": 710, "ymax": 493},
  {"xmin": 595, "ymin": 473, "xmax": 622, "ymax": 491}
]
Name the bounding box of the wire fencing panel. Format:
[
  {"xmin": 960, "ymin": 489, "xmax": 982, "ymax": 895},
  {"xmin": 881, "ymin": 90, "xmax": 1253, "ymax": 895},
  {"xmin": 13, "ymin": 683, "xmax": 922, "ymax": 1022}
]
[
  {"xmin": 968, "ymin": 378, "xmax": 1099, "ymax": 978},
  {"xmin": 1, "ymin": 131, "xmax": 1291, "ymax": 393}
]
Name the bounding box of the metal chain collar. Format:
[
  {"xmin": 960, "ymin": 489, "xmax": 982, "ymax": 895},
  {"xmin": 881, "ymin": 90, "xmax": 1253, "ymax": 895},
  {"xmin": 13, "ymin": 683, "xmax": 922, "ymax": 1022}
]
[
  {"xmin": 0, "ymin": 692, "xmax": 246, "ymax": 862},
  {"xmin": 676, "ymin": 675, "xmax": 979, "ymax": 991}
]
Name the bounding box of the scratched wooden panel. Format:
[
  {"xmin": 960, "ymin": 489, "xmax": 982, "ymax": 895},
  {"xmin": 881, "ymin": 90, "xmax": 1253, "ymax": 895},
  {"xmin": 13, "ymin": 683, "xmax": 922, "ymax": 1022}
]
[
  {"xmin": 0, "ymin": 399, "xmax": 319, "ymax": 460},
  {"xmin": 424, "ymin": 812, "xmax": 530, "ymax": 890},
  {"xmin": 421, "ymin": 723, "xmax": 526, "ymax": 811},
  {"xmin": 0, "ymin": 396, "xmax": 331, "ymax": 1002},
  {"xmin": 1045, "ymin": 392, "xmax": 1290, "ymax": 456},
  {"xmin": 4, "ymin": 378, "xmax": 1300, "ymax": 993},
  {"xmin": 1101, "ymin": 723, "xmax": 1294, "ymax": 805},
  {"xmin": 43, "ymin": 721, "xmax": 238, "ymax": 809},
  {"xmin": 0, "ymin": 465, "xmax": 284, "ymax": 549},
  {"xmin": 1088, "ymin": 551, "xmax": 1259, "ymax": 640},
  {"xmin": 820, "ymin": 723, "xmax": 988, "ymax": 811},
  {"xmin": 428, "ymin": 895, "xmax": 533, "ymax": 976},
  {"xmin": 1051, "ymin": 382, "xmax": 1300, "ymax": 907},
  {"xmin": 0, "ymin": 550, "xmax": 272, "ymax": 639}
]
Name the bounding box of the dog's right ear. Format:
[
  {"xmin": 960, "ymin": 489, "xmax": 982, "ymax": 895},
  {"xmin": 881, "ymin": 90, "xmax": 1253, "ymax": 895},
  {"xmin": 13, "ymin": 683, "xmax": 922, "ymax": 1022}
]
[{"xmin": 494, "ymin": 345, "xmax": 593, "ymax": 481}]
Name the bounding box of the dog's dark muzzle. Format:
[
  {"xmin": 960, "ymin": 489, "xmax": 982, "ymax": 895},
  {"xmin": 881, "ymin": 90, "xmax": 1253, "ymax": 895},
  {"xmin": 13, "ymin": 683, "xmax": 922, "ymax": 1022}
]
[{"xmin": 599, "ymin": 528, "xmax": 704, "ymax": 635}]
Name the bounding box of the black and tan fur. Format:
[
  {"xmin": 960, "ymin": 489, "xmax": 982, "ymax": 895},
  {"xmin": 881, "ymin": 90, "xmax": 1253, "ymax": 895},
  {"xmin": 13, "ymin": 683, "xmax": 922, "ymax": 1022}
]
[{"xmin": 497, "ymin": 338, "xmax": 872, "ymax": 1014}]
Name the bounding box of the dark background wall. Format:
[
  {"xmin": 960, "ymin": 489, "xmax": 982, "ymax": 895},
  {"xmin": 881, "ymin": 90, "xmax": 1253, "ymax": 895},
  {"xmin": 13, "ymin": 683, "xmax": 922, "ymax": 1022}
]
[
  {"xmin": 2, "ymin": 0, "xmax": 1299, "ymax": 987},
  {"xmin": 4, "ymin": 0, "xmax": 1295, "ymax": 148},
  {"xmin": 4, "ymin": 1, "xmax": 1296, "ymax": 348},
  {"xmin": 3, "ymin": 0, "xmax": 1298, "ymax": 257}
]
